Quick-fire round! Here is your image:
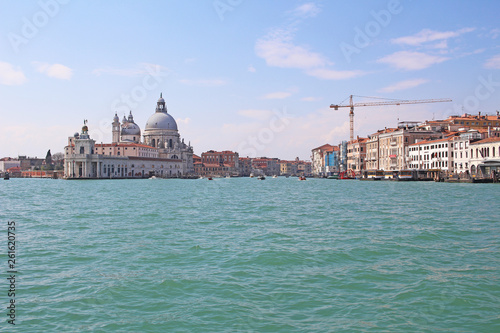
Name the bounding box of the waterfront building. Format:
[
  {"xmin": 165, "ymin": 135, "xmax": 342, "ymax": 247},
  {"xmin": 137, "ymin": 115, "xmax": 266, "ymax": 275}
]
[
  {"xmin": 64, "ymin": 94, "xmax": 194, "ymax": 178},
  {"xmin": 252, "ymin": 157, "xmax": 280, "ymax": 176},
  {"xmin": 347, "ymin": 137, "xmax": 367, "ymax": 174},
  {"xmin": 195, "ymin": 150, "xmax": 239, "ymax": 177},
  {"xmin": 324, "ymin": 147, "xmax": 340, "ymax": 175},
  {"xmin": 451, "ymin": 130, "xmax": 482, "ymax": 175},
  {"xmin": 469, "ymin": 136, "xmax": 500, "ymax": 176},
  {"xmin": 238, "ymin": 157, "xmax": 252, "ymax": 177},
  {"xmin": 0, "ymin": 157, "xmax": 20, "ymax": 173},
  {"xmin": 408, "ymin": 137, "xmax": 454, "ymax": 172},
  {"xmin": 311, "ymin": 144, "xmax": 334, "ymax": 176},
  {"xmin": 378, "ymin": 124, "xmax": 442, "ymax": 171}
]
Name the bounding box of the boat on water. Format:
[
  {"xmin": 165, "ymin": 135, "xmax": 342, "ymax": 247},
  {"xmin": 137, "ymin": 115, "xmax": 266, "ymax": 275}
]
[
  {"xmin": 249, "ymin": 173, "xmax": 254, "ymax": 178},
  {"xmin": 339, "ymin": 170, "xmax": 356, "ymax": 180},
  {"xmin": 4, "ymin": 172, "xmax": 10, "ymax": 180},
  {"xmin": 208, "ymin": 177, "xmax": 213, "ymax": 180},
  {"xmin": 327, "ymin": 173, "xmax": 339, "ymax": 179},
  {"xmin": 363, "ymin": 170, "xmax": 383, "ymax": 180},
  {"xmin": 397, "ymin": 170, "xmax": 414, "ymax": 181},
  {"xmin": 272, "ymin": 175, "xmax": 277, "ymax": 178},
  {"xmin": 149, "ymin": 175, "xmax": 158, "ymax": 179},
  {"xmin": 258, "ymin": 175, "xmax": 265, "ymax": 180},
  {"xmin": 298, "ymin": 176, "xmax": 306, "ymax": 181}
]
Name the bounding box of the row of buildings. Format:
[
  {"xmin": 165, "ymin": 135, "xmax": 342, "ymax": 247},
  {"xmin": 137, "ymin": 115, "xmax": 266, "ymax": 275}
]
[
  {"xmin": 193, "ymin": 152, "xmax": 311, "ymax": 177},
  {"xmin": 60, "ymin": 94, "xmax": 311, "ymax": 179},
  {"xmin": 311, "ymin": 113, "xmax": 500, "ymax": 178}
]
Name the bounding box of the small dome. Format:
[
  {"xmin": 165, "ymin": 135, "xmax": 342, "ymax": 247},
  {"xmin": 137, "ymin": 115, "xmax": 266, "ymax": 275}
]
[
  {"xmin": 113, "ymin": 113, "xmax": 119, "ymax": 122},
  {"xmin": 121, "ymin": 122, "xmax": 141, "ymax": 136},
  {"xmin": 158, "ymin": 92, "xmax": 165, "ymax": 103},
  {"xmin": 74, "ymin": 132, "xmax": 80, "ymax": 138},
  {"xmin": 145, "ymin": 112, "xmax": 178, "ymax": 131}
]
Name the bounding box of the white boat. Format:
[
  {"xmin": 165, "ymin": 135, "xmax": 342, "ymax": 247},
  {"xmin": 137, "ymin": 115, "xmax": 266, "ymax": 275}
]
[{"xmin": 272, "ymin": 175, "xmax": 277, "ymax": 178}]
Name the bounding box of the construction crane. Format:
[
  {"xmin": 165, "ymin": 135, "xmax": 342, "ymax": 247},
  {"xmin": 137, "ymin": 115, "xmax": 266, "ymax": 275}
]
[{"xmin": 330, "ymin": 95, "xmax": 452, "ymax": 142}]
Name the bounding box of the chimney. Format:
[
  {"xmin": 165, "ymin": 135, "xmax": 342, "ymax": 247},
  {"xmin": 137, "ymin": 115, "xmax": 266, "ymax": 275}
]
[{"xmin": 488, "ymin": 126, "xmax": 491, "ymax": 138}]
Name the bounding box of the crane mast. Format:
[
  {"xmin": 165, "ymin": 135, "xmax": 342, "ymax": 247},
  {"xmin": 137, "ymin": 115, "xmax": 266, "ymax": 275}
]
[{"xmin": 330, "ymin": 95, "xmax": 452, "ymax": 142}]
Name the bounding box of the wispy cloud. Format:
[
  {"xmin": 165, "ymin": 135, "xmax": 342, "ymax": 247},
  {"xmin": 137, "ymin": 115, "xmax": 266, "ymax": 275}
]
[
  {"xmin": 378, "ymin": 78, "xmax": 429, "ymax": 93},
  {"xmin": 306, "ymin": 68, "xmax": 365, "ymax": 80},
  {"xmin": 247, "ymin": 65, "xmax": 256, "ymax": 73},
  {"xmin": 262, "ymin": 91, "xmax": 292, "ymax": 99},
  {"xmin": 256, "ymin": 28, "xmax": 329, "ymax": 70},
  {"xmin": 301, "ymin": 96, "xmax": 321, "ymax": 102},
  {"xmin": 377, "ymin": 51, "xmax": 449, "ymax": 71},
  {"xmin": 238, "ymin": 109, "xmax": 274, "ymax": 120},
  {"xmin": 179, "ymin": 78, "xmax": 227, "ymax": 87},
  {"xmin": 255, "ymin": 3, "xmax": 365, "ymax": 80},
  {"xmin": 289, "ymin": 2, "xmax": 321, "ymax": 19},
  {"xmin": 391, "ymin": 28, "xmax": 476, "ymax": 46},
  {"xmin": 484, "ymin": 54, "xmax": 500, "ymax": 69},
  {"xmin": 0, "ymin": 62, "xmax": 27, "ymax": 85},
  {"xmin": 32, "ymin": 62, "xmax": 73, "ymax": 80},
  {"xmin": 92, "ymin": 63, "xmax": 168, "ymax": 77}
]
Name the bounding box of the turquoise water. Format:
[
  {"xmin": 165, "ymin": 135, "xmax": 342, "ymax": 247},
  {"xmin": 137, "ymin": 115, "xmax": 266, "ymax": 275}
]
[{"xmin": 1, "ymin": 178, "xmax": 499, "ymax": 332}]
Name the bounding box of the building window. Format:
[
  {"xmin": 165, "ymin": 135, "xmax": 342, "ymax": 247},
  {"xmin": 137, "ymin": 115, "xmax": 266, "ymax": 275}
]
[{"xmin": 80, "ymin": 147, "xmax": 84, "ymax": 154}]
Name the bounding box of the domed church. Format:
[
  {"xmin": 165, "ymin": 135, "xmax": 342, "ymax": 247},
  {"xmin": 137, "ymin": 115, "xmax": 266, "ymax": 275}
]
[{"xmin": 64, "ymin": 93, "xmax": 194, "ymax": 179}]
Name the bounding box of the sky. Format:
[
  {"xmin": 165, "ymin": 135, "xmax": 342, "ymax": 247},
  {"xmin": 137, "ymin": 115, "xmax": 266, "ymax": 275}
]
[{"xmin": 1, "ymin": 0, "xmax": 500, "ymax": 160}]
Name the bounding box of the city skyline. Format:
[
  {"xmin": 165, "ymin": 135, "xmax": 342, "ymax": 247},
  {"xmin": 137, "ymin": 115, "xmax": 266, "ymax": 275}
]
[{"xmin": 1, "ymin": 0, "xmax": 500, "ymax": 160}]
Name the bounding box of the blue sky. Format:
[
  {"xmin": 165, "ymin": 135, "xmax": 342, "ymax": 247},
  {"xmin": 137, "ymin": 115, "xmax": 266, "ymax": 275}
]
[{"xmin": 1, "ymin": 0, "xmax": 499, "ymax": 160}]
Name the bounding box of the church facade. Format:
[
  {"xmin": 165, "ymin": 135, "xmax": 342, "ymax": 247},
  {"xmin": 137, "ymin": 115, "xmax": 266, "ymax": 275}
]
[{"xmin": 64, "ymin": 94, "xmax": 194, "ymax": 179}]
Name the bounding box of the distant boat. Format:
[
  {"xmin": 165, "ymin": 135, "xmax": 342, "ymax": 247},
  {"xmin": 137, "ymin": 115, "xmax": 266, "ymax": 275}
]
[
  {"xmin": 149, "ymin": 175, "xmax": 158, "ymax": 179},
  {"xmin": 272, "ymin": 175, "xmax": 277, "ymax": 178},
  {"xmin": 298, "ymin": 176, "xmax": 306, "ymax": 181},
  {"xmin": 250, "ymin": 173, "xmax": 254, "ymax": 178},
  {"xmin": 208, "ymin": 177, "xmax": 213, "ymax": 180},
  {"xmin": 4, "ymin": 172, "xmax": 10, "ymax": 180},
  {"xmin": 327, "ymin": 174, "xmax": 338, "ymax": 179},
  {"xmin": 258, "ymin": 175, "xmax": 265, "ymax": 180}
]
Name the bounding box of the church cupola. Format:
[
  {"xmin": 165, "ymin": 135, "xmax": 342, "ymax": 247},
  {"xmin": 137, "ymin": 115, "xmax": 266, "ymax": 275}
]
[{"xmin": 156, "ymin": 93, "xmax": 167, "ymax": 112}]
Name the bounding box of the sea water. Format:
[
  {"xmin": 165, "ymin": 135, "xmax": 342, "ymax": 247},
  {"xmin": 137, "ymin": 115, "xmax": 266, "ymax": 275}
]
[{"xmin": 1, "ymin": 178, "xmax": 499, "ymax": 332}]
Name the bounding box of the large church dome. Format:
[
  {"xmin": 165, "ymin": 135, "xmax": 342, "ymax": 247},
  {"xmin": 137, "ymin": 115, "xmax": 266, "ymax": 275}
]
[
  {"xmin": 145, "ymin": 112, "xmax": 178, "ymax": 131},
  {"xmin": 144, "ymin": 93, "xmax": 178, "ymax": 131}
]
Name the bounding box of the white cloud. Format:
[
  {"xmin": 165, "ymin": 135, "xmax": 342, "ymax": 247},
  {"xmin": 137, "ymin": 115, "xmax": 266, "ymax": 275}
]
[
  {"xmin": 378, "ymin": 79, "xmax": 429, "ymax": 93},
  {"xmin": 247, "ymin": 65, "xmax": 256, "ymax": 73},
  {"xmin": 92, "ymin": 63, "xmax": 168, "ymax": 77},
  {"xmin": 0, "ymin": 62, "xmax": 27, "ymax": 85},
  {"xmin": 377, "ymin": 51, "xmax": 449, "ymax": 71},
  {"xmin": 306, "ymin": 68, "xmax": 365, "ymax": 80},
  {"xmin": 256, "ymin": 28, "xmax": 329, "ymax": 70},
  {"xmin": 490, "ymin": 28, "xmax": 500, "ymax": 39},
  {"xmin": 237, "ymin": 109, "xmax": 274, "ymax": 120},
  {"xmin": 301, "ymin": 96, "xmax": 321, "ymax": 102},
  {"xmin": 179, "ymin": 78, "xmax": 227, "ymax": 87},
  {"xmin": 484, "ymin": 54, "xmax": 500, "ymax": 69},
  {"xmin": 176, "ymin": 117, "xmax": 191, "ymax": 125},
  {"xmin": 262, "ymin": 91, "xmax": 292, "ymax": 99},
  {"xmin": 391, "ymin": 28, "xmax": 476, "ymax": 46},
  {"xmin": 32, "ymin": 62, "xmax": 73, "ymax": 80},
  {"xmin": 289, "ymin": 2, "xmax": 321, "ymax": 18},
  {"xmin": 255, "ymin": 25, "xmax": 365, "ymax": 80}
]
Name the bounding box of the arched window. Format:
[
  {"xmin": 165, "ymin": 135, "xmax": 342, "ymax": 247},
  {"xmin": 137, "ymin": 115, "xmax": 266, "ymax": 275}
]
[
  {"xmin": 169, "ymin": 139, "xmax": 173, "ymax": 148},
  {"xmin": 152, "ymin": 139, "xmax": 156, "ymax": 147},
  {"xmin": 80, "ymin": 146, "xmax": 84, "ymax": 154}
]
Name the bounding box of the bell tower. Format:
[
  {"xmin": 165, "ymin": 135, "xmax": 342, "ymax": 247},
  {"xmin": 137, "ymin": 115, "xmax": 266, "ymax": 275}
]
[{"xmin": 112, "ymin": 112, "xmax": 120, "ymax": 143}]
